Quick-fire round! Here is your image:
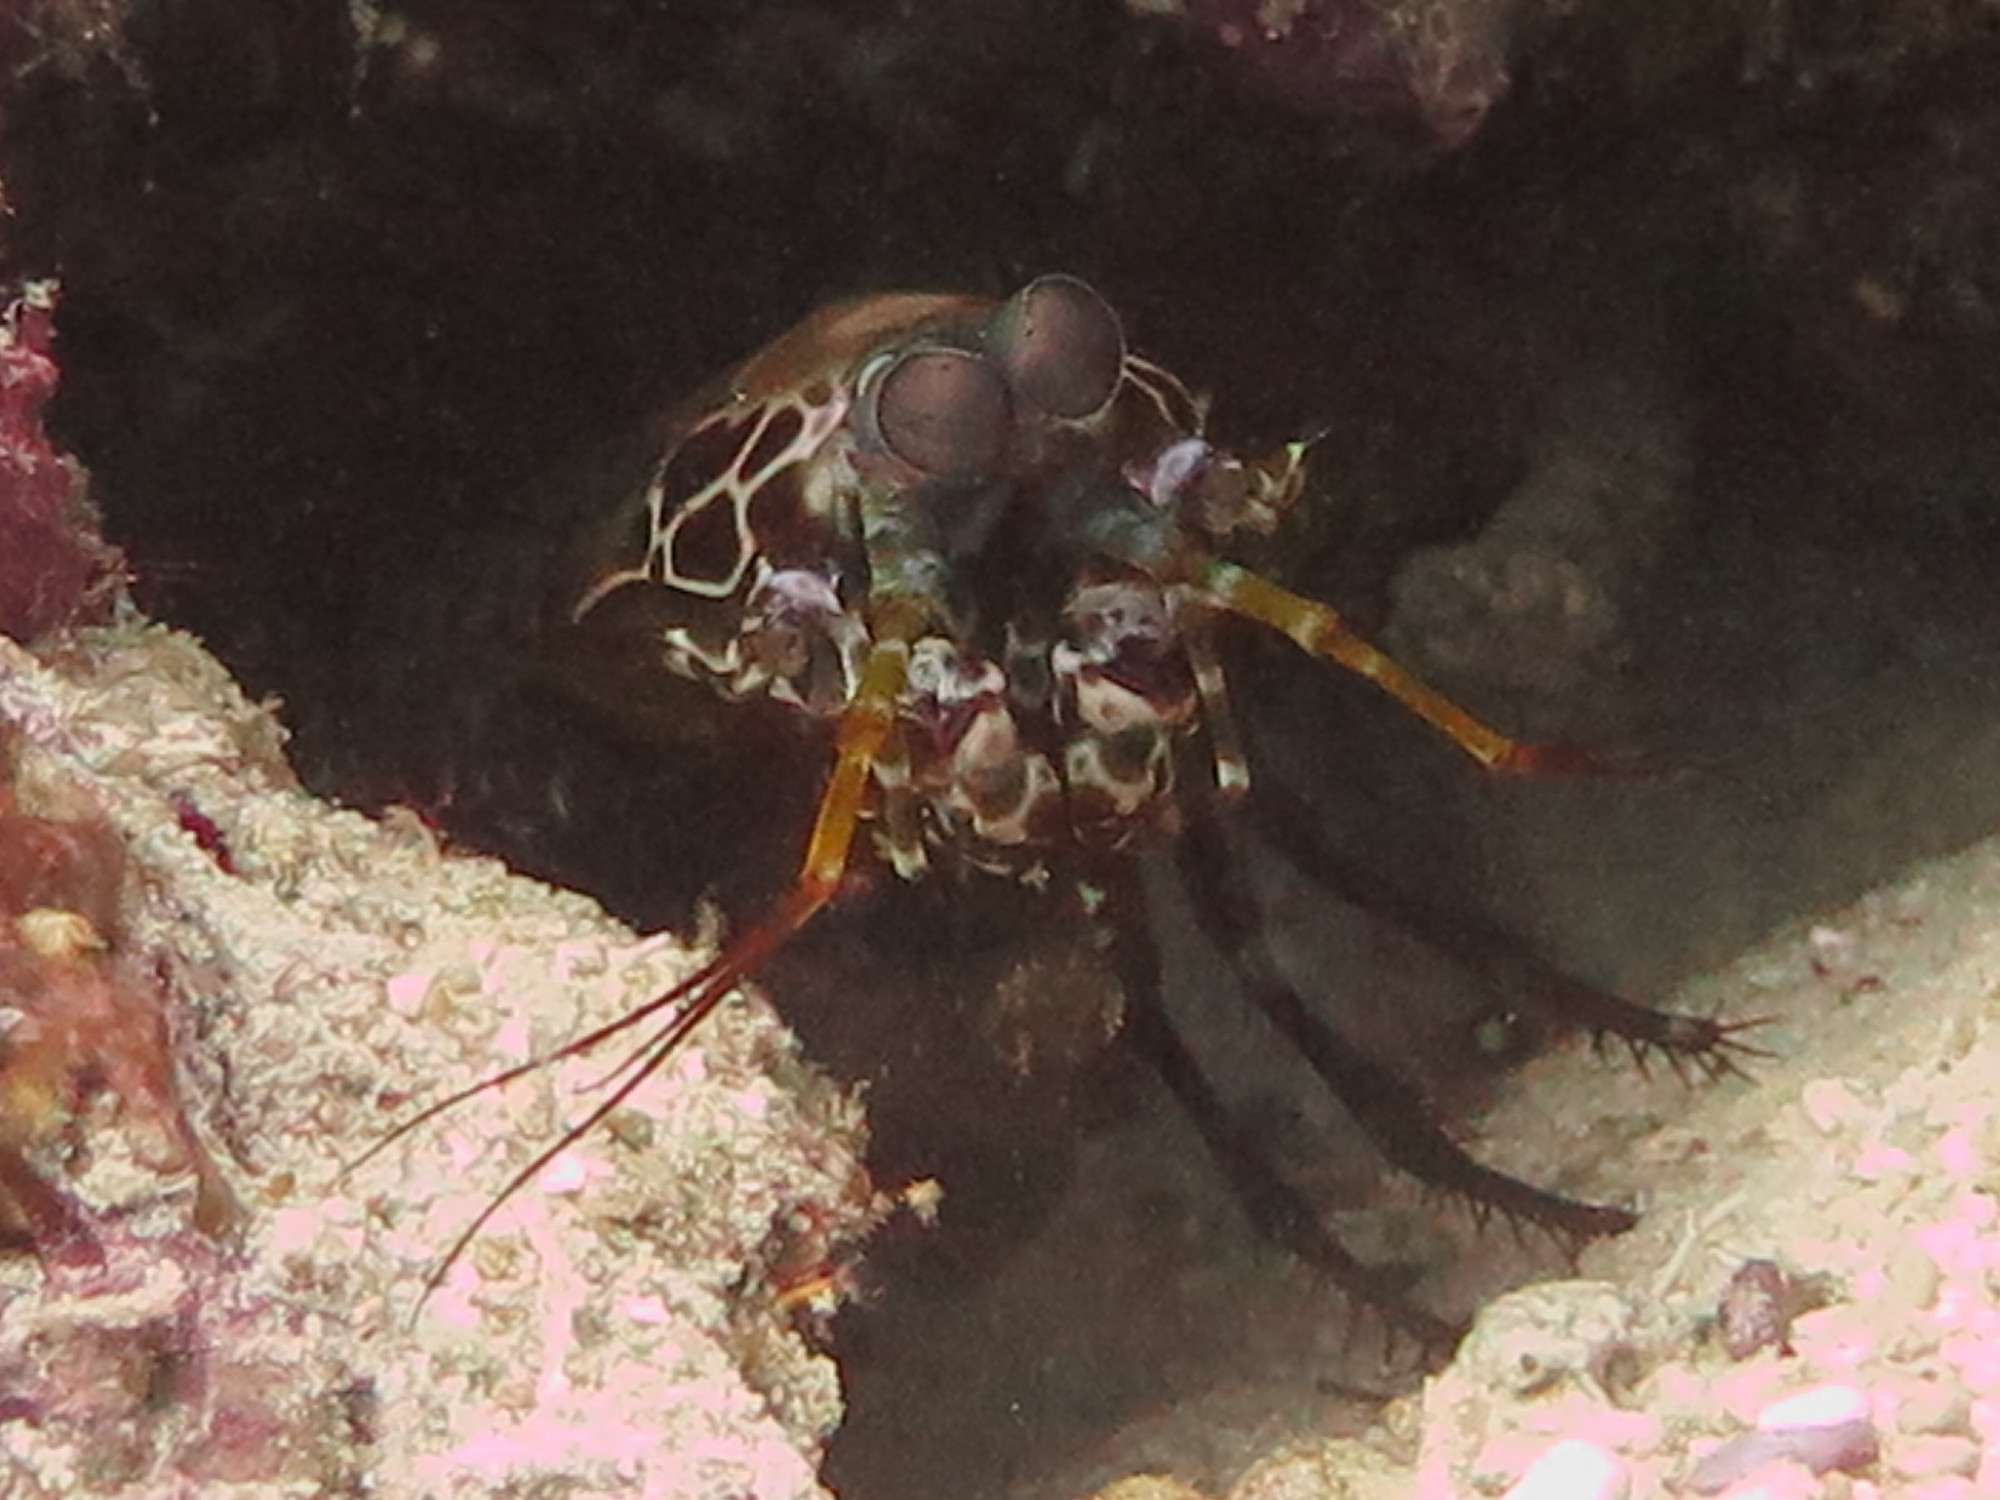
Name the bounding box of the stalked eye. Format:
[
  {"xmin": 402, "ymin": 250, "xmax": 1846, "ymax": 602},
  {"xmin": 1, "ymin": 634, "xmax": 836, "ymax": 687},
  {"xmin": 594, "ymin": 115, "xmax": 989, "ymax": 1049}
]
[
  {"xmin": 988, "ymin": 275, "xmax": 1126, "ymax": 422},
  {"xmin": 859, "ymin": 345, "xmax": 1010, "ymax": 481}
]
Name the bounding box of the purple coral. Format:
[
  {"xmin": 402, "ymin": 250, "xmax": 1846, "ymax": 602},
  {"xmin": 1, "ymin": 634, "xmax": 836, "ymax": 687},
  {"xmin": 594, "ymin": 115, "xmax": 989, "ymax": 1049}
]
[{"xmin": 1176, "ymin": 0, "xmax": 1512, "ymax": 146}]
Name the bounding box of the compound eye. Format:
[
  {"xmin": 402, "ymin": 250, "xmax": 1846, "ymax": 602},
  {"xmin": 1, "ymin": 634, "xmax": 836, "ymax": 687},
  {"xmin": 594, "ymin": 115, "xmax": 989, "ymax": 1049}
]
[
  {"xmin": 988, "ymin": 275, "xmax": 1126, "ymax": 421},
  {"xmin": 863, "ymin": 345, "xmax": 1010, "ymax": 481}
]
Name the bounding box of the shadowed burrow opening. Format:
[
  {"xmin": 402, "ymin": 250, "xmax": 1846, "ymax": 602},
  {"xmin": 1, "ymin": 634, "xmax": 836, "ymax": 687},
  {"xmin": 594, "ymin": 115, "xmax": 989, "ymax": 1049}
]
[{"xmin": 11, "ymin": 4, "xmax": 2000, "ymax": 1496}]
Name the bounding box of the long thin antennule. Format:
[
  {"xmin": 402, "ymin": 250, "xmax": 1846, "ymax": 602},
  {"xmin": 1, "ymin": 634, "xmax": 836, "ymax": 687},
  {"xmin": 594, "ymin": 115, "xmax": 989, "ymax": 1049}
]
[
  {"xmin": 405, "ymin": 959, "xmax": 741, "ymax": 1321},
  {"xmin": 337, "ymin": 947, "xmax": 738, "ymax": 1186}
]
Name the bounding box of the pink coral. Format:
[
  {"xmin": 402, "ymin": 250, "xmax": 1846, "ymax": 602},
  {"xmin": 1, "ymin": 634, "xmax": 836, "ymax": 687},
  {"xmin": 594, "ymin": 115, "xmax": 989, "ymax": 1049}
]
[
  {"xmin": 0, "ymin": 281, "xmax": 120, "ymax": 642},
  {"xmin": 0, "ymin": 759, "xmax": 236, "ymax": 1255}
]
